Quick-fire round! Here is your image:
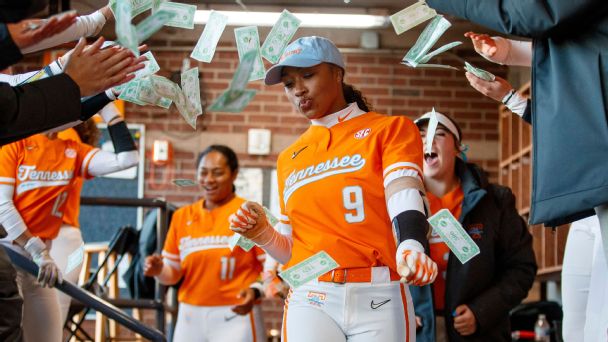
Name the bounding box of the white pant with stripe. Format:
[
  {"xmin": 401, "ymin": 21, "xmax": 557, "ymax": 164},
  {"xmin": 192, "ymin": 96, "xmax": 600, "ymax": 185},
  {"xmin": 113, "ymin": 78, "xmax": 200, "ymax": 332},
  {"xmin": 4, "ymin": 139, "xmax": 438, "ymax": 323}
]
[
  {"xmin": 173, "ymin": 302, "xmax": 266, "ymax": 342},
  {"xmin": 282, "ymin": 266, "xmax": 415, "ymax": 342}
]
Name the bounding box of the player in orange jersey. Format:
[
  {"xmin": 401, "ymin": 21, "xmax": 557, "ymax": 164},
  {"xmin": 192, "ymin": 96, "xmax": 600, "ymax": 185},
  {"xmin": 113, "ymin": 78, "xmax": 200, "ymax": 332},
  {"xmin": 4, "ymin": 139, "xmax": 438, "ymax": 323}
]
[
  {"xmin": 0, "ymin": 101, "xmax": 139, "ymax": 342},
  {"xmin": 229, "ymin": 36, "xmax": 437, "ymax": 342},
  {"xmin": 144, "ymin": 145, "xmax": 266, "ymax": 342},
  {"xmin": 412, "ymin": 111, "xmax": 535, "ymax": 341},
  {"xmin": 51, "ymin": 119, "xmax": 100, "ymax": 325}
]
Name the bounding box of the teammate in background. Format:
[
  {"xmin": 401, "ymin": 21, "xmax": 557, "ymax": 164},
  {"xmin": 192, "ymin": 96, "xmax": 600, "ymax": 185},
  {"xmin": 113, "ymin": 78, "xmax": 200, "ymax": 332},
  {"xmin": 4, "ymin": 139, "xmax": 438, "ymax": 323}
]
[
  {"xmin": 143, "ymin": 145, "xmax": 266, "ymax": 342},
  {"xmin": 0, "ymin": 101, "xmax": 139, "ymax": 342},
  {"xmin": 412, "ymin": 111, "xmax": 536, "ymax": 342},
  {"xmin": 51, "ymin": 119, "xmax": 100, "ymax": 325},
  {"xmin": 229, "ymin": 36, "xmax": 437, "ymax": 342},
  {"xmin": 465, "ymin": 32, "xmax": 608, "ymax": 342}
]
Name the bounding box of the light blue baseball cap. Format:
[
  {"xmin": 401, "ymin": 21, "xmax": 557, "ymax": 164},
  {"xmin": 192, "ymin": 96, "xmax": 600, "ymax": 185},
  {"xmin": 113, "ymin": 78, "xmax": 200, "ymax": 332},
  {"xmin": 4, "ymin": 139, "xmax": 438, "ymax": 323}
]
[{"xmin": 264, "ymin": 36, "xmax": 345, "ymax": 85}]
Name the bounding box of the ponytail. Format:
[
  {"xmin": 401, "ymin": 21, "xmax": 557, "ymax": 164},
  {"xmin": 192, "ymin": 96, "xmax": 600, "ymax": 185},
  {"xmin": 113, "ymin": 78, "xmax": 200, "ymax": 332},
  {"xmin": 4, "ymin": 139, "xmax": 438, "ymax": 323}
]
[{"xmin": 342, "ymin": 83, "xmax": 372, "ymax": 112}]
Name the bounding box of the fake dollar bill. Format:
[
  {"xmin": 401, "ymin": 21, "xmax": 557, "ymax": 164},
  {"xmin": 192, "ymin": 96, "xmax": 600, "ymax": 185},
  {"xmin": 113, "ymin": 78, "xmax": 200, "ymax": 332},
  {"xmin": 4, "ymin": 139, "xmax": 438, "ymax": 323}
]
[
  {"xmin": 113, "ymin": 51, "xmax": 160, "ymax": 93},
  {"xmin": 118, "ymin": 79, "xmax": 146, "ymax": 105},
  {"xmin": 172, "ymin": 178, "xmax": 197, "ymax": 187},
  {"xmin": 390, "ymin": 1, "xmax": 437, "ymax": 35},
  {"xmin": 260, "ymin": 9, "xmax": 301, "ymax": 63},
  {"xmin": 135, "ymin": 8, "xmax": 176, "ymax": 43},
  {"xmin": 428, "ymin": 209, "xmax": 480, "ymax": 264},
  {"xmin": 234, "ymin": 26, "xmax": 266, "ymax": 81},
  {"xmin": 150, "ymin": 75, "xmax": 199, "ymax": 128},
  {"xmin": 208, "ymin": 50, "xmax": 258, "ymax": 112},
  {"xmin": 114, "ymin": 0, "xmax": 139, "ymax": 56},
  {"xmin": 279, "ymin": 251, "xmax": 339, "ymax": 288},
  {"xmin": 158, "ymin": 2, "xmax": 196, "ymax": 29},
  {"xmin": 110, "ymin": 0, "xmax": 152, "ymax": 19},
  {"xmin": 137, "ymin": 77, "xmax": 173, "ymax": 108},
  {"xmin": 425, "ymin": 107, "xmax": 439, "ymax": 155},
  {"xmin": 464, "ymin": 61, "xmax": 496, "ymax": 82},
  {"xmin": 402, "ymin": 15, "xmax": 461, "ymax": 70},
  {"xmin": 228, "ymin": 234, "xmax": 256, "ymax": 252},
  {"xmin": 180, "ymin": 67, "xmax": 203, "ymax": 115},
  {"xmin": 191, "ymin": 10, "xmax": 229, "ymax": 63}
]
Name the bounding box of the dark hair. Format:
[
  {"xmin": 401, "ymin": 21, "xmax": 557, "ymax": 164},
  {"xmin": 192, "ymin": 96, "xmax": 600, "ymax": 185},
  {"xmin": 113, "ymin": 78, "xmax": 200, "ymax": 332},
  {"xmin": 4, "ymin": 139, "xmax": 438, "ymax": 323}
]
[
  {"xmin": 197, "ymin": 145, "xmax": 239, "ymax": 173},
  {"xmin": 343, "ymin": 83, "xmax": 372, "ymax": 112},
  {"xmin": 73, "ymin": 119, "xmax": 101, "ymax": 146}
]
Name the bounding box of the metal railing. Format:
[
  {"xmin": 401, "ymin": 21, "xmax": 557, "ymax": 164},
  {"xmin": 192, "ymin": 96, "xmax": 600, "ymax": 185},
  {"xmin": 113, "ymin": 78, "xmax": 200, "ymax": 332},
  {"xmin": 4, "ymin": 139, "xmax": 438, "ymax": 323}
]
[{"xmin": 4, "ymin": 246, "xmax": 165, "ymax": 342}]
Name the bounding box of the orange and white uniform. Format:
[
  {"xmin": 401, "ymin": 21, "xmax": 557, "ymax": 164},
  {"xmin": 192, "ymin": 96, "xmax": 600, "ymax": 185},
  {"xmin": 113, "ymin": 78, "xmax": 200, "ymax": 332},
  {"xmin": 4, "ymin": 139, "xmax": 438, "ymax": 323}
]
[
  {"xmin": 162, "ymin": 196, "xmax": 266, "ymax": 342},
  {"xmin": 0, "ymin": 134, "xmax": 97, "ymax": 242},
  {"xmin": 274, "ymin": 102, "xmax": 424, "ymax": 342},
  {"xmin": 427, "ymin": 186, "xmax": 464, "ymax": 311}
]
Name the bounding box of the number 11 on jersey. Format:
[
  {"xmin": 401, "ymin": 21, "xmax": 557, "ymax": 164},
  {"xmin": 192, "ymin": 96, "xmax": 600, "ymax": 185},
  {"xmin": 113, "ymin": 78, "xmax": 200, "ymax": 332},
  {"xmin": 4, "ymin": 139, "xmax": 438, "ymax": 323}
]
[{"xmin": 343, "ymin": 186, "xmax": 365, "ymax": 223}]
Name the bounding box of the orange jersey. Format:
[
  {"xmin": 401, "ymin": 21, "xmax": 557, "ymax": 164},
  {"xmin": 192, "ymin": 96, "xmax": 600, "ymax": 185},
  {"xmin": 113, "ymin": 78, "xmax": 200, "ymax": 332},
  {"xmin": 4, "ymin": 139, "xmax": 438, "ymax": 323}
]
[
  {"xmin": 276, "ymin": 109, "xmax": 423, "ymax": 271},
  {"xmin": 57, "ymin": 128, "xmax": 84, "ymax": 228},
  {"xmin": 0, "ymin": 134, "xmax": 98, "ymax": 239},
  {"xmin": 162, "ymin": 196, "xmax": 265, "ymax": 306},
  {"xmin": 427, "ymin": 185, "xmax": 464, "ymax": 310}
]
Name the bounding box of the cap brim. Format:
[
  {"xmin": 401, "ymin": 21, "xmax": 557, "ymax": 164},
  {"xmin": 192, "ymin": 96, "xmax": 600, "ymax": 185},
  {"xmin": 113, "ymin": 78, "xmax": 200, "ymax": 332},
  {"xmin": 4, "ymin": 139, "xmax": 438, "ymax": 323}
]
[{"xmin": 264, "ymin": 58, "xmax": 323, "ymax": 85}]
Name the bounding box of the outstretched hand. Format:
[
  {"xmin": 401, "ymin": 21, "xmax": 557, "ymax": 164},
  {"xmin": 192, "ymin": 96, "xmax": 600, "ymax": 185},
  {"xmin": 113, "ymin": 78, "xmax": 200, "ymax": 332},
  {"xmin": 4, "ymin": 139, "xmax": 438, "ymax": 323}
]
[
  {"xmin": 7, "ymin": 12, "xmax": 77, "ymax": 49},
  {"xmin": 465, "ymin": 72, "xmax": 513, "ymax": 102},
  {"xmin": 464, "ymin": 32, "xmax": 498, "ymax": 58}
]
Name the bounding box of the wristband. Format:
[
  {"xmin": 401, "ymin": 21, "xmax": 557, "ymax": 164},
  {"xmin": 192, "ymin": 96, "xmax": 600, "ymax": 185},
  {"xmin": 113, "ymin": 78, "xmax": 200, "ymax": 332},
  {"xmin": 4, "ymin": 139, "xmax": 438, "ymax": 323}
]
[{"xmin": 501, "ymin": 89, "xmax": 516, "ymax": 104}]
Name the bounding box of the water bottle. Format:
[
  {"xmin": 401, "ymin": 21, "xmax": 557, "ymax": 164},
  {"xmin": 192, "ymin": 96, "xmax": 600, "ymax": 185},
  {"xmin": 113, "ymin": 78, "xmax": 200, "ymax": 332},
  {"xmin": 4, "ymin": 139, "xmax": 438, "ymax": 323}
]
[{"xmin": 534, "ymin": 314, "xmax": 551, "ymax": 341}]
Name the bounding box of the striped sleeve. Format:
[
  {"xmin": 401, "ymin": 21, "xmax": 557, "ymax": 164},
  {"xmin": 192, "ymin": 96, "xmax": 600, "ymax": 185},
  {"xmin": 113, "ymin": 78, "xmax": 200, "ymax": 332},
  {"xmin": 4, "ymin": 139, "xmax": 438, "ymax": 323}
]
[{"xmin": 161, "ymin": 214, "xmax": 182, "ymax": 271}]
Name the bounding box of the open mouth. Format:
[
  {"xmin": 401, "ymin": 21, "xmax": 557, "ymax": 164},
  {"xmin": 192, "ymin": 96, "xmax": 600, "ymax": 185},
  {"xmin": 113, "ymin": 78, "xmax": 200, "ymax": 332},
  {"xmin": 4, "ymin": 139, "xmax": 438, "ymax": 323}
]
[
  {"xmin": 299, "ymin": 98, "xmax": 312, "ymax": 111},
  {"xmin": 424, "ymin": 152, "xmax": 439, "ymax": 166}
]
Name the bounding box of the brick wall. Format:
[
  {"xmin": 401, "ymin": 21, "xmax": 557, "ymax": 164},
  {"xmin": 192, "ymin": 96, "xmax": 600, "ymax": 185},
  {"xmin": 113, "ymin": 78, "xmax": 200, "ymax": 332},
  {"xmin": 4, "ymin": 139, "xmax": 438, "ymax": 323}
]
[{"xmin": 14, "ymin": 46, "xmax": 505, "ymax": 337}]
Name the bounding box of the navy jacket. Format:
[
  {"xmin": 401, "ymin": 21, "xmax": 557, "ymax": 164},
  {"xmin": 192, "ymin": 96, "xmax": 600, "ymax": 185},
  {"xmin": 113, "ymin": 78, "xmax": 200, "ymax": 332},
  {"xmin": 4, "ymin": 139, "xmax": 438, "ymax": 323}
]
[
  {"xmin": 413, "ymin": 160, "xmax": 537, "ymax": 342},
  {"xmin": 427, "ymin": 0, "xmax": 608, "ymax": 226}
]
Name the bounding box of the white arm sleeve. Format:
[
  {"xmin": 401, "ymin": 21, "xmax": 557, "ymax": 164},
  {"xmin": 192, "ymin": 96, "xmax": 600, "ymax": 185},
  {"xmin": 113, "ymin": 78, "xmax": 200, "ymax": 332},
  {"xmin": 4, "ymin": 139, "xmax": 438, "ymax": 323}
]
[
  {"xmin": 0, "ymin": 184, "xmax": 28, "ymax": 241},
  {"xmin": 86, "ymin": 149, "xmax": 139, "ymax": 177},
  {"xmin": 486, "ymin": 37, "xmax": 532, "ymax": 67},
  {"xmin": 259, "ymin": 221, "xmax": 293, "ymax": 265},
  {"xmin": 22, "ymin": 11, "xmax": 107, "ymax": 54},
  {"xmin": 384, "ymin": 169, "xmax": 426, "ymax": 220}
]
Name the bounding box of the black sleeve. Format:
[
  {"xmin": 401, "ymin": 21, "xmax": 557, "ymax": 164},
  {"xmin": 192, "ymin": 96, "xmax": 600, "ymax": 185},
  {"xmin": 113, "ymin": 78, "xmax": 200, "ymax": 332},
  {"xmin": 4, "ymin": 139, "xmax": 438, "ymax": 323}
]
[
  {"xmin": 0, "ymin": 23, "xmax": 22, "ymax": 69},
  {"xmin": 467, "ymin": 186, "xmax": 537, "ymax": 334},
  {"xmin": 0, "ymin": 73, "xmax": 81, "ymax": 145},
  {"xmin": 522, "ymin": 99, "xmax": 532, "ymax": 124},
  {"xmin": 426, "ymin": 0, "xmax": 608, "ymax": 38},
  {"xmin": 392, "ymin": 210, "xmax": 430, "ymax": 252},
  {"xmin": 80, "ymin": 92, "xmax": 112, "ymax": 121},
  {"xmin": 107, "ymin": 121, "xmax": 136, "ymax": 152}
]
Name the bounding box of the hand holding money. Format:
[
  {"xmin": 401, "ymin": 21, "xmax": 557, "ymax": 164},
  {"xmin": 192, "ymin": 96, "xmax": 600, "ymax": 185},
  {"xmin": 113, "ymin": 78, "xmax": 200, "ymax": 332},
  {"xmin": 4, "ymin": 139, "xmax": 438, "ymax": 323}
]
[
  {"xmin": 396, "ymin": 242, "xmax": 437, "ymax": 286},
  {"xmin": 229, "ymin": 201, "xmax": 275, "ymax": 245},
  {"xmin": 464, "ymin": 32, "xmax": 498, "ymax": 59},
  {"xmin": 465, "ymin": 72, "xmax": 513, "ymax": 102}
]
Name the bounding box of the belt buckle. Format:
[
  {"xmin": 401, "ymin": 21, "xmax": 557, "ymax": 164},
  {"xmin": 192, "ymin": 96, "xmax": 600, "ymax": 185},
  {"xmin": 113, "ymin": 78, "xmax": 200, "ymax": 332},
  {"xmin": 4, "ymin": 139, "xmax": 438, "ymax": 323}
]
[{"xmin": 331, "ymin": 269, "xmax": 347, "ymax": 284}]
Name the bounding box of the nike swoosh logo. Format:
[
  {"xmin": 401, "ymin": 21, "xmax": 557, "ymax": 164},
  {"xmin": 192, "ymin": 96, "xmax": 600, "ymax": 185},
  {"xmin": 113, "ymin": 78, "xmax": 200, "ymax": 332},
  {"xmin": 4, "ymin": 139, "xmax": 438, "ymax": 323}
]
[
  {"xmin": 370, "ymin": 299, "xmax": 391, "ymax": 310},
  {"xmin": 291, "ymin": 146, "xmax": 308, "ymax": 159},
  {"xmin": 338, "ymin": 109, "xmax": 353, "ymax": 123},
  {"xmin": 224, "ymin": 314, "xmax": 238, "ymax": 322}
]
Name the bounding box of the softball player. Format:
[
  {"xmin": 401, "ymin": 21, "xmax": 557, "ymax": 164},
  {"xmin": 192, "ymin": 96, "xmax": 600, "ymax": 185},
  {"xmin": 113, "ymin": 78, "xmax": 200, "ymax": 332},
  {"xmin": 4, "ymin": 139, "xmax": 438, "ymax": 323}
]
[
  {"xmin": 144, "ymin": 145, "xmax": 266, "ymax": 342},
  {"xmin": 0, "ymin": 102, "xmax": 138, "ymax": 342},
  {"xmin": 230, "ymin": 36, "xmax": 438, "ymax": 342}
]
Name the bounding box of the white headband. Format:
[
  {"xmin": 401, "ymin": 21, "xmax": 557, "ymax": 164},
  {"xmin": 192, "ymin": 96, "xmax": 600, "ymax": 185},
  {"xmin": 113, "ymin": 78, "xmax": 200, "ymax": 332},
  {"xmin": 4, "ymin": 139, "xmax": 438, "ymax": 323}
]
[{"xmin": 414, "ymin": 111, "xmax": 461, "ymax": 142}]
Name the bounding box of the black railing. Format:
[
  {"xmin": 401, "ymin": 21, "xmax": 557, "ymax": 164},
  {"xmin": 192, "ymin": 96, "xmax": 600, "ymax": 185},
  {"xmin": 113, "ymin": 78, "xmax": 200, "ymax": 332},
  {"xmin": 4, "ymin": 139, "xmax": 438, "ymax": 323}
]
[{"xmin": 4, "ymin": 246, "xmax": 165, "ymax": 342}]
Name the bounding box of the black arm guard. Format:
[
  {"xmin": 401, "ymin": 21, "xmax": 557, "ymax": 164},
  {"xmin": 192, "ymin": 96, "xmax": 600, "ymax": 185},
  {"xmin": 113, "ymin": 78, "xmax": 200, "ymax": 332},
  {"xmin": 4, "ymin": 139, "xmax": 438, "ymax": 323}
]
[
  {"xmin": 107, "ymin": 121, "xmax": 136, "ymax": 153},
  {"xmin": 392, "ymin": 210, "xmax": 430, "ymax": 253}
]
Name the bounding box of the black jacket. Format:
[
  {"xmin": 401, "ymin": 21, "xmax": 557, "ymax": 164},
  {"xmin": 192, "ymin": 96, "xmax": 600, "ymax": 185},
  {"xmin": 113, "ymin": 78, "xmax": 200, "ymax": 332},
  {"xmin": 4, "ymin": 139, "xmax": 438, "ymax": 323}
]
[
  {"xmin": 413, "ymin": 160, "xmax": 537, "ymax": 342},
  {"xmin": 426, "ymin": 0, "xmax": 608, "ymax": 226}
]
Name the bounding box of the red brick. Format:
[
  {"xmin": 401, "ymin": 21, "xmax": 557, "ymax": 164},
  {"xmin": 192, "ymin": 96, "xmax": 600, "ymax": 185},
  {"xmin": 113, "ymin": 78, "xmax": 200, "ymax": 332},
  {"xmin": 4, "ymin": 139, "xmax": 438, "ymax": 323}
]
[{"xmin": 215, "ymin": 114, "xmax": 245, "ymax": 122}]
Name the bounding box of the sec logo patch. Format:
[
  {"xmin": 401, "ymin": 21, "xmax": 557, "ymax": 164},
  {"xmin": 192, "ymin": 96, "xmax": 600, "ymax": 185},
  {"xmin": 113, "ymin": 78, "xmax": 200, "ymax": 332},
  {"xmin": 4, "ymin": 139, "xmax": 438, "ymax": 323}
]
[
  {"xmin": 65, "ymin": 148, "xmax": 77, "ymax": 158},
  {"xmin": 354, "ymin": 128, "xmax": 371, "ymax": 139}
]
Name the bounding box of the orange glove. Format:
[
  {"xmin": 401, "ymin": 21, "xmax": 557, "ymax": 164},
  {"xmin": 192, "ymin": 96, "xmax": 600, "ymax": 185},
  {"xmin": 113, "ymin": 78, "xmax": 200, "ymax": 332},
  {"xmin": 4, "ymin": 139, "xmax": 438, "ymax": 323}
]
[
  {"xmin": 396, "ymin": 241, "xmax": 438, "ymax": 286},
  {"xmin": 229, "ymin": 202, "xmax": 276, "ymax": 246}
]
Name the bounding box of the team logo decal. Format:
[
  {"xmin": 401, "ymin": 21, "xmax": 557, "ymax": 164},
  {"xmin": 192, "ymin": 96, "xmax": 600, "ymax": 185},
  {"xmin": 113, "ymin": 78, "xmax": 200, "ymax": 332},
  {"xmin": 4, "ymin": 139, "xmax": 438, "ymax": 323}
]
[
  {"xmin": 65, "ymin": 148, "xmax": 77, "ymax": 158},
  {"xmin": 354, "ymin": 128, "xmax": 371, "ymax": 139},
  {"xmin": 466, "ymin": 223, "xmax": 484, "ymax": 240},
  {"xmin": 306, "ymin": 291, "xmax": 327, "ymax": 307}
]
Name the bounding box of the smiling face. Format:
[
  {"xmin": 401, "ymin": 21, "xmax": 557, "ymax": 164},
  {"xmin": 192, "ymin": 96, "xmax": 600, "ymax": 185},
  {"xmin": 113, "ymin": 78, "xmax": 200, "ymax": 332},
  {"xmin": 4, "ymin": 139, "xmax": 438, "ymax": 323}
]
[
  {"xmin": 419, "ymin": 124, "xmax": 460, "ymax": 182},
  {"xmin": 197, "ymin": 151, "xmax": 238, "ymax": 209},
  {"xmin": 281, "ymin": 63, "xmax": 347, "ymax": 120}
]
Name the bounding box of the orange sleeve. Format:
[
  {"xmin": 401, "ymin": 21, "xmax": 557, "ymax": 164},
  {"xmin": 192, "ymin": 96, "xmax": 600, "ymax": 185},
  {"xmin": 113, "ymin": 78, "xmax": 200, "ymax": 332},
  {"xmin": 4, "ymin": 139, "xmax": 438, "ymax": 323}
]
[
  {"xmin": 162, "ymin": 212, "xmax": 182, "ymax": 269},
  {"xmin": 0, "ymin": 141, "xmax": 21, "ymax": 185},
  {"xmin": 381, "ymin": 116, "xmax": 424, "ymax": 180}
]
